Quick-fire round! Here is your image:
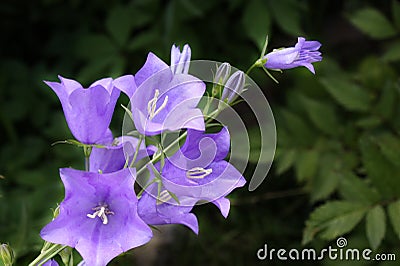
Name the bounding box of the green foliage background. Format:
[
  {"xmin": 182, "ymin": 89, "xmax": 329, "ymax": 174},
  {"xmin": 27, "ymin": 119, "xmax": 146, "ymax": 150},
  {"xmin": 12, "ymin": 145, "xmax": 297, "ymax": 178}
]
[{"xmin": 1, "ymin": 0, "xmax": 400, "ymax": 265}]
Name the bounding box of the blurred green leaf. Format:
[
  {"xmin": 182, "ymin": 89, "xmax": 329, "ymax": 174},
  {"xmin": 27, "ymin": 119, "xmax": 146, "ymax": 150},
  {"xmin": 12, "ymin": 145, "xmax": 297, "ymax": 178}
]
[
  {"xmin": 242, "ymin": 0, "xmax": 271, "ymax": 49},
  {"xmin": 392, "ymin": 0, "xmax": 400, "ymax": 29},
  {"xmin": 348, "ymin": 8, "xmax": 397, "ymax": 39},
  {"xmin": 311, "ymin": 154, "xmax": 342, "ymax": 202},
  {"xmin": 128, "ymin": 31, "xmax": 160, "ymax": 52},
  {"xmin": 383, "ymin": 41, "xmax": 400, "ymax": 62},
  {"xmin": 377, "ymin": 133, "xmax": 400, "ymax": 167},
  {"xmin": 338, "ymin": 172, "xmax": 380, "ymax": 204},
  {"xmin": 387, "ymin": 200, "xmax": 400, "ymax": 240},
  {"xmin": 375, "ymin": 82, "xmax": 397, "ymax": 119},
  {"xmin": 303, "ymin": 201, "xmax": 367, "ymax": 244},
  {"xmin": 360, "ymin": 134, "xmax": 400, "ymax": 198},
  {"xmin": 75, "ymin": 34, "xmax": 116, "ymax": 60},
  {"xmin": 366, "ymin": 205, "xmax": 386, "ymax": 250},
  {"xmin": 320, "ymin": 77, "xmax": 371, "ymax": 112},
  {"xmin": 295, "ymin": 149, "xmax": 319, "ymax": 182},
  {"xmin": 106, "ymin": 5, "xmax": 137, "ymax": 46},
  {"xmin": 275, "ymin": 149, "xmax": 296, "ymax": 175},
  {"xmin": 299, "ymin": 95, "xmax": 339, "ymax": 136},
  {"xmin": 268, "ymin": 0, "xmax": 304, "ymax": 36}
]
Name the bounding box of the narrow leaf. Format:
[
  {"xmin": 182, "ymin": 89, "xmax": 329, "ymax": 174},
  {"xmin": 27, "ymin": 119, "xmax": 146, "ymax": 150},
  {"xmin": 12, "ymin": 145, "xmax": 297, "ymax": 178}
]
[{"xmin": 366, "ymin": 205, "xmax": 386, "ymax": 250}]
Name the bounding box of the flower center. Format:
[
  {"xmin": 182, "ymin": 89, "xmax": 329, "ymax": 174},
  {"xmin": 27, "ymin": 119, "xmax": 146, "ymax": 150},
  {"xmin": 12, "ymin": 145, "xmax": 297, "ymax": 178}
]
[
  {"xmin": 186, "ymin": 167, "xmax": 213, "ymax": 179},
  {"xmin": 86, "ymin": 204, "xmax": 114, "ymax": 225},
  {"xmin": 147, "ymin": 89, "xmax": 168, "ymax": 120}
]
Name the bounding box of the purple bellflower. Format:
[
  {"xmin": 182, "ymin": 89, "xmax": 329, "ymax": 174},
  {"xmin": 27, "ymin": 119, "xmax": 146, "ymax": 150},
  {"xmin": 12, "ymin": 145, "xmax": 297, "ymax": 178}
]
[
  {"xmin": 89, "ymin": 136, "xmax": 156, "ymax": 174},
  {"xmin": 170, "ymin": 44, "xmax": 191, "ymax": 74},
  {"xmin": 263, "ymin": 37, "xmax": 322, "ymax": 74},
  {"xmin": 45, "ymin": 76, "xmax": 120, "ymax": 144},
  {"xmin": 138, "ymin": 177, "xmax": 199, "ymax": 234},
  {"xmin": 115, "ymin": 52, "xmax": 206, "ymax": 136},
  {"xmin": 161, "ymin": 128, "xmax": 246, "ymax": 218},
  {"xmin": 40, "ymin": 168, "xmax": 152, "ymax": 266}
]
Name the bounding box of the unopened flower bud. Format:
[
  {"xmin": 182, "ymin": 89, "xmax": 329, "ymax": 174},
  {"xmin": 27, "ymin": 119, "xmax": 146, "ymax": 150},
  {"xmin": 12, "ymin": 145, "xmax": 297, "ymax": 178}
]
[
  {"xmin": 220, "ymin": 70, "xmax": 245, "ymax": 105},
  {"xmin": 171, "ymin": 44, "xmax": 191, "ymax": 74},
  {"xmin": 0, "ymin": 243, "xmax": 14, "ymax": 266},
  {"xmin": 214, "ymin": 62, "xmax": 231, "ymax": 85}
]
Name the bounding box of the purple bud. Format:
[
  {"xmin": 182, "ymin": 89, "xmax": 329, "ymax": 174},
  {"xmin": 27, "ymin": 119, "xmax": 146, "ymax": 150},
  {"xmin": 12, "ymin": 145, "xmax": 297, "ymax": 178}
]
[
  {"xmin": 171, "ymin": 44, "xmax": 191, "ymax": 74},
  {"xmin": 214, "ymin": 62, "xmax": 231, "ymax": 85},
  {"xmin": 220, "ymin": 71, "xmax": 245, "ymax": 104}
]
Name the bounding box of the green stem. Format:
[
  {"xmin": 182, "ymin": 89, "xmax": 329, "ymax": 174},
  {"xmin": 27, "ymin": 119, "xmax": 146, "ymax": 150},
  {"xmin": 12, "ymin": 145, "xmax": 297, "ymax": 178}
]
[
  {"xmin": 28, "ymin": 244, "xmax": 66, "ymax": 266},
  {"xmin": 130, "ymin": 135, "xmax": 144, "ymax": 168},
  {"xmin": 246, "ymin": 62, "xmax": 258, "ymax": 75}
]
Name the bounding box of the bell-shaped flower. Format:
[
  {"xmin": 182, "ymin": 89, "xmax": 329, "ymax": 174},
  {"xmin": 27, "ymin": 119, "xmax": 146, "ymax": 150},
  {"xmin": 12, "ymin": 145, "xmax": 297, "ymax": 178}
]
[
  {"xmin": 44, "ymin": 76, "xmax": 120, "ymax": 144},
  {"xmin": 263, "ymin": 37, "xmax": 322, "ymax": 74},
  {"xmin": 89, "ymin": 136, "xmax": 156, "ymax": 174},
  {"xmin": 170, "ymin": 44, "xmax": 191, "ymax": 74},
  {"xmin": 116, "ymin": 52, "xmax": 206, "ymax": 136},
  {"xmin": 160, "ymin": 127, "xmax": 246, "ymax": 218},
  {"xmin": 220, "ymin": 70, "xmax": 245, "ymax": 105},
  {"xmin": 138, "ymin": 178, "xmax": 199, "ymax": 234},
  {"xmin": 40, "ymin": 168, "xmax": 152, "ymax": 266}
]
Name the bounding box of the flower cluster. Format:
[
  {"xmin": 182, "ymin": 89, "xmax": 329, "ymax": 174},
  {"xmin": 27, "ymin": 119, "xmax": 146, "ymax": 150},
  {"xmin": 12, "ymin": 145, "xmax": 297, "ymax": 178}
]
[
  {"xmin": 33, "ymin": 37, "xmax": 321, "ymax": 266},
  {"xmin": 40, "ymin": 44, "xmax": 247, "ymax": 266}
]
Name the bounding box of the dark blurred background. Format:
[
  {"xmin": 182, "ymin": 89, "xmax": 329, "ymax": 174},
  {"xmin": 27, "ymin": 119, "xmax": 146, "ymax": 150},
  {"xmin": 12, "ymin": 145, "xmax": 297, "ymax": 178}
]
[{"xmin": 1, "ymin": 0, "xmax": 400, "ymax": 265}]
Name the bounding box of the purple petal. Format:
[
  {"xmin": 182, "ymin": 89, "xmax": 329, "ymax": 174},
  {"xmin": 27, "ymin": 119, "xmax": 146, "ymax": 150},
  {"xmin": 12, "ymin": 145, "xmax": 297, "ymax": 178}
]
[
  {"xmin": 212, "ymin": 197, "xmax": 231, "ymax": 218},
  {"xmin": 113, "ymin": 74, "xmax": 137, "ymax": 98},
  {"xmin": 135, "ymin": 52, "xmax": 170, "ymax": 87}
]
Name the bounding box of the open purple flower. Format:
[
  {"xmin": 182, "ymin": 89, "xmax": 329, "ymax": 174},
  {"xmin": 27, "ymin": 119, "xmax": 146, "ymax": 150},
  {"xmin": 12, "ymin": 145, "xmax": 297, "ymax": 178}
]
[
  {"xmin": 263, "ymin": 37, "xmax": 322, "ymax": 74},
  {"xmin": 40, "ymin": 168, "xmax": 152, "ymax": 266},
  {"xmin": 138, "ymin": 179, "xmax": 199, "ymax": 234},
  {"xmin": 170, "ymin": 44, "xmax": 191, "ymax": 74},
  {"xmin": 89, "ymin": 136, "xmax": 156, "ymax": 174},
  {"xmin": 160, "ymin": 127, "xmax": 246, "ymax": 218},
  {"xmin": 116, "ymin": 52, "xmax": 205, "ymax": 136},
  {"xmin": 44, "ymin": 76, "xmax": 120, "ymax": 144}
]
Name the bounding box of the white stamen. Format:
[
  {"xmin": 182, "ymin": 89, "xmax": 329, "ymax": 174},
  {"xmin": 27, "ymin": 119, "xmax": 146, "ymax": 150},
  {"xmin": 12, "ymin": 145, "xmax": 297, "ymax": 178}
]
[
  {"xmin": 86, "ymin": 205, "xmax": 114, "ymax": 225},
  {"xmin": 147, "ymin": 89, "xmax": 169, "ymax": 120},
  {"xmin": 157, "ymin": 190, "xmax": 172, "ymax": 205},
  {"xmin": 186, "ymin": 167, "xmax": 213, "ymax": 179}
]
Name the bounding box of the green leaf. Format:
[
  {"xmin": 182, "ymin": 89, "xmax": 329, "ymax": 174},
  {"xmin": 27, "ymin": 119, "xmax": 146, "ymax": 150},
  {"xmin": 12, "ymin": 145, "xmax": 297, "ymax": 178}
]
[
  {"xmin": 348, "ymin": 8, "xmax": 397, "ymax": 39},
  {"xmin": 128, "ymin": 31, "xmax": 159, "ymax": 52},
  {"xmin": 383, "ymin": 41, "xmax": 400, "ymax": 62},
  {"xmin": 268, "ymin": 0, "xmax": 304, "ymax": 36},
  {"xmin": 303, "ymin": 201, "xmax": 367, "ymax": 245},
  {"xmin": 295, "ymin": 149, "xmax": 319, "ymax": 182},
  {"xmin": 311, "ymin": 154, "xmax": 342, "ymax": 202},
  {"xmin": 366, "ymin": 205, "xmax": 386, "ymax": 250},
  {"xmin": 299, "ymin": 96, "xmax": 338, "ymax": 136},
  {"xmin": 360, "ymin": 134, "xmax": 400, "ymax": 198},
  {"xmin": 320, "ymin": 77, "xmax": 371, "ymax": 112},
  {"xmin": 275, "ymin": 149, "xmax": 297, "ymax": 175},
  {"xmin": 392, "ymin": 0, "xmax": 400, "ymax": 29},
  {"xmin": 242, "ymin": 0, "xmax": 271, "ymax": 49},
  {"xmin": 377, "ymin": 133, "xmax": 400, "ymax": 167},
  {"xmin": 387, "ymin": 200, "xmax": 400, "ymax": 240},
  {"xmin": 338, "ymin": 172, "xmax": 380, "ymax": 204},
  {"xmin": 375, "ymin": 83, "xmax": 397, "ymax": 119}
]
